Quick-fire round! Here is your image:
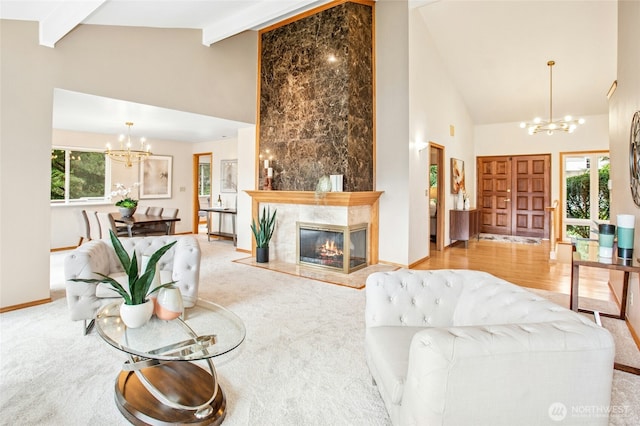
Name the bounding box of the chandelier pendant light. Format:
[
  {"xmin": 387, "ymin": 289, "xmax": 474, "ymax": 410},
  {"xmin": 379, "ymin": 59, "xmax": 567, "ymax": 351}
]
[
  {"xmin": 519, "ymin": 60, "xmax": 585, "ymax": 135},
  {"xmin": 105, "ymin": 122, "xmax": 151, "ymax": 167}
]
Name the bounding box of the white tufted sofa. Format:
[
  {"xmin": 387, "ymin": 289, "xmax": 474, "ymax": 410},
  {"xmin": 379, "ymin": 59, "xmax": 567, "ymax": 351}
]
[
  {"xmin": 365, "ymin": 269, "xmax": 615, "ymax": 426},
  {"xmin": 65, "ymin": 235, "xmax": 201, "ymax": 332}
]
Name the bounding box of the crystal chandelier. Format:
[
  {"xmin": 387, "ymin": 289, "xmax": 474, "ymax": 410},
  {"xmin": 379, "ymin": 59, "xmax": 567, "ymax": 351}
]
[
  {"xmin": 519, "ymin": 60, "xmax": 585, "ymax": 135},
  {"xmin": 105, "ymin": 122, "xmax": 151, "ymax": 167}
]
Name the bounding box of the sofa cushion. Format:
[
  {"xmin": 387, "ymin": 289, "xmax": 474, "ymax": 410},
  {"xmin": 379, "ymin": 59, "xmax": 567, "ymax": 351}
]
[{"xmin": 366, "ymin": 326, "xmax": 424, "ymax": 405}]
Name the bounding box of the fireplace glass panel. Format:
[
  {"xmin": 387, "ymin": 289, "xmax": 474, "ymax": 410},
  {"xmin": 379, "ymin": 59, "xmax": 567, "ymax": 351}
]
[
  {"xmin": 297, "ymin": 223, "xmax": 368, "ymax": 273},
  {"xmin": 299, "ymin": 229, "xmax": 345, "ymax": 269},
  {"xmin": 349, "ymin": 228, "xmax": 367, "ymax": 269}
]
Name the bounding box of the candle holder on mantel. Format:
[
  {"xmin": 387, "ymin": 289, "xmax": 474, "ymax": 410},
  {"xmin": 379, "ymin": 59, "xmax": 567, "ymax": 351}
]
[{"xmin": 263, "ymin": 168, "xmax": 273, "ymax": 190}]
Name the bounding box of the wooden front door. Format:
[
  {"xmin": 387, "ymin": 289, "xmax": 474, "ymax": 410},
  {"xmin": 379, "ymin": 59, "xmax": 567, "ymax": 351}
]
[{"xmin": 477, "ymin": 154, "xmax": 550, "ymax": 238}]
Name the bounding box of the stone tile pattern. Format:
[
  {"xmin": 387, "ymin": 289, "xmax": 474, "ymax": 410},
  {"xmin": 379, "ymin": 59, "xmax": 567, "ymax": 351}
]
[
  {"xmin": 261, "ymin": 202, "xmax": 371, "ymax": 265},
  {"xmin": 259, "ymin": 2, "xmax": 373, "ymax": 191}
]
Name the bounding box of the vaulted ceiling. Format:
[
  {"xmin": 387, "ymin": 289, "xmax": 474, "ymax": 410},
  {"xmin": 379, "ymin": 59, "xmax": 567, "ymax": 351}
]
[{"xmin": 0, "ymin": 0, "xmax": 618, "ymax": 140}]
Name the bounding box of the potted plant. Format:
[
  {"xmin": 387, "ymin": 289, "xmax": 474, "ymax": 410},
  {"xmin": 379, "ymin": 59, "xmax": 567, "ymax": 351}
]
[
  {"xmin": 250, "ymin": 206, "xmax": 277, "ymax": 263},
  {"xmin": 112, "ymin": 183, "xmax": 139, "ymax": 217},
  {"xmin": 72, "ymin": 230, "xmax": 177, "ymax": 328}
]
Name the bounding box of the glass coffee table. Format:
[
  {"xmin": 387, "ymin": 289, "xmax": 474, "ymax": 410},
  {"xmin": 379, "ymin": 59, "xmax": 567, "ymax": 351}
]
[{"xmin": 95, "ymin": 299, "xmax": 246, "ymax": 425}]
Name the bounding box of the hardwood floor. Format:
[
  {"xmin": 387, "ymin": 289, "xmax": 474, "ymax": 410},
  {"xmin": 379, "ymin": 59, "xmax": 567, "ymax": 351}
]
[{"xmin": 414, "ymin": 239, "xmax": 617, "ymax": 305}]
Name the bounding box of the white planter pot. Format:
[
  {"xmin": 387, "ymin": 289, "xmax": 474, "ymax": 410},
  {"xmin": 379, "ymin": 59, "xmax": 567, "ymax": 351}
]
[
  {"xmin": 119, "ymin": 300, "xmax": 154, "ymax": 328},
  {"xmin": 155, "ymin": 285, "xmax": 184, "ymax": 320}
]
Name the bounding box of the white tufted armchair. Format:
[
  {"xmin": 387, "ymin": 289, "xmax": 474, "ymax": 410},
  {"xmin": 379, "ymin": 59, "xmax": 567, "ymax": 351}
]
[
  {"xmin": 65, "ymin": 235, "xmax": 201, "ymax": 334},
  {"xmin": 365, "ymin": 269, "xmax": 615, "ymax": 426}
]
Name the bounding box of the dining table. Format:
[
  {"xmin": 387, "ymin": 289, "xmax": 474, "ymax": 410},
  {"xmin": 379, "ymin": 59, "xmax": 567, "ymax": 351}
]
[{"xmin": 113, "ymin": 213, "xmax": 181, "ymax": 237}]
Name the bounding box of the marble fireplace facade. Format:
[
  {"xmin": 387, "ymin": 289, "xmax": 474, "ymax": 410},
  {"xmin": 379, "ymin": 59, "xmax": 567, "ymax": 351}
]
[
  {"xmin": 258, "ymin": 0, "xmax": 374, "ymax": 192},
  {"xmin": 247, "ymin": 191, "xmax": 382, "ymax": 269}
]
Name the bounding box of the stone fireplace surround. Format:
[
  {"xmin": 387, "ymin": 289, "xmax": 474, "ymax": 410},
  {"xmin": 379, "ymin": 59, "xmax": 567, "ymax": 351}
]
[{"xmin": 246, "ymin": 191, "xmax": 383, "ymax": 268}]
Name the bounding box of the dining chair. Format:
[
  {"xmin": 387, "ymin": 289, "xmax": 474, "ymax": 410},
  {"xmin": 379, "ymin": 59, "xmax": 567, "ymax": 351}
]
[
  {"xmin": 163, "ymin": 208, "xmax": 179, "ymax": 234},
  {"xmin": 75, "ymin": 210, "xmax": 91, "ymax": 246},
  {"xmin": 137, "ymin": 206, "xmax": 149, "ymax": 215},
  {"xmin": 87, "ymin": 211, "xmax": 102, "ymax": 240},
  {"xmin": 96, "ymin": 212, "xmax": 129, "ymax": 238},
  {"xmin": 147, "ymin": 207, "xmax": 163, "ymax": 216}
]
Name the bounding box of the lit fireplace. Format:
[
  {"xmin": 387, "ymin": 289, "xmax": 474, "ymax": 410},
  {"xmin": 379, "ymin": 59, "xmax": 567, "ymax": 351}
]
[{"xmin": 297, "ymin": 222, "xmax": 368, "ymax": 273}]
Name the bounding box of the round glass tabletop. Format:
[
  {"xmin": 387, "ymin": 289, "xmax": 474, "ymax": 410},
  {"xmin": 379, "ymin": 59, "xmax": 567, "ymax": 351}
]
[{"xmin": 95, "ymin": 298, "xmax": 246, "ymax": 361}]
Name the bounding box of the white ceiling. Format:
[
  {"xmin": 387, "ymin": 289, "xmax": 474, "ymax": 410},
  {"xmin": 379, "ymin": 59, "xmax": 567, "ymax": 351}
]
[
  {"xmin": 52, "ymin": 89, "xmax": 252, "ymax": 143},
  {"xmin": 417, "ymin": 0, "xmax": 617, "ymax": 125},
  {"xmin": 1, "ymin": 0, "xmax": 618, "ymax": 141}
]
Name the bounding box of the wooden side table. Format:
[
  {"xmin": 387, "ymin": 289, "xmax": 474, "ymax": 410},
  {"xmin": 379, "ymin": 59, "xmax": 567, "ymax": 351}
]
[
  {"xmin": 450, "ymin": 209, "xmax": 479, "ymax": 248},
  {"xmin": 570, "ymin": 242, "xmax": 640, "ymax": 375}
]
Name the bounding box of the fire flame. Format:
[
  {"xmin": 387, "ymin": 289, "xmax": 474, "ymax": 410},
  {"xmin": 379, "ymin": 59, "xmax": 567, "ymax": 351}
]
[{"xmin": 319, "ymin": 239, "xmax": 343, "ymax": 257}]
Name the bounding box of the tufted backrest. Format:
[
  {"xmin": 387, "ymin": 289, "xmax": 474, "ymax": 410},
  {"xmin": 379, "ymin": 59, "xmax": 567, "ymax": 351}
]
[
  {"xmin": 66, "ymin": 235, "xmax": 201, "ymax": 322},
  {"xmin": 365, "ymin": 269, "xmax": 465, "ymax": 328},
  {"xmin": 365, "ymin": 269, "xmax": 587, "ymax": 328},
  {"xmin": 105, "ymin": 235, "xmax": 200, "ymax": 305}
]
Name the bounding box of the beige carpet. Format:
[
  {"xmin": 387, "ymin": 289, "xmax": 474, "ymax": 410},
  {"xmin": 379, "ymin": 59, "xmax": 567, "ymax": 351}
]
[{"xmin": 0, "ymin": 235, "xmax": 638, "ymax": 425}]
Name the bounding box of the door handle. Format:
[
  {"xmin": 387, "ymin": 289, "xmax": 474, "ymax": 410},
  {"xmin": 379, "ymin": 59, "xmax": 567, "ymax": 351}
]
[{"xmin": 504, "ymin": 198, "xmax": 511, "ymax": 202}]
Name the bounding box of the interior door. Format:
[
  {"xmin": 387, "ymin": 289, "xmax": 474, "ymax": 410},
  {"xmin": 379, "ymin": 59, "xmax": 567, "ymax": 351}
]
[
  {"xmin": 512, "ymin": 155, "xmax": 549, "ymax": 238},
  {"xmin": 478, "ymin": 156, "xmax": 512, "ymax": 235},
  {"xmin": 477, "ymin": 154, "xmax": 550, "ymax": 238}
]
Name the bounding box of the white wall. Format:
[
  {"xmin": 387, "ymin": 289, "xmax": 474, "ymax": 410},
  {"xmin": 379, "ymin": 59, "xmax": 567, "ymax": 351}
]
[
  {"xmin": 608, "ymin": 0, "xmax": 640, "ymax": 338},
  {"xmin": 475, "ymin": 114, "xmax": 609, "ymax": 205},
  {"xmin": 236, "ymin": 126, "xmax": 257, "ymax": 252},
  {"xmin": 376, "ymin": 0, "xmax": 411, "ymax": 266},
  {"xmin": 410, "ymin": 6, "xmax": 476, "ymax": 253}
]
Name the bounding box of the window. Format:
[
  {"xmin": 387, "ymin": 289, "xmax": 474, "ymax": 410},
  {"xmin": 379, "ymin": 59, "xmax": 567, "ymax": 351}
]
[
  {"xmin": 51, "ymin": 148, "xmax": 109, "ymax": 203},
  {"xmin": 198, "ymin": 163, "xmax": 211, "ymax": 196},
  {"xmin": 561, "ymin": 152, "xmax": 610, "ymax": 240}
]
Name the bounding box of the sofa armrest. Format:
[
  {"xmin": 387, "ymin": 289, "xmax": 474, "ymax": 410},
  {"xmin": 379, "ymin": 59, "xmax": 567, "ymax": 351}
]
[
  {"xmin": 171, "ymin": 236, "xmax": 201, "ymax": 308},
  {"xmin": 64, "ymin": 240, "xmax": 112, "ymax": 321},
  {"xmin": 401, "ymin": 321, "xmax": 615, "ymax": 426}
]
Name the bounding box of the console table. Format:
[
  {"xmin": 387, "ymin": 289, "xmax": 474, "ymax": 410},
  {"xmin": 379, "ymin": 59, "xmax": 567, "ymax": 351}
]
[
  {"xmin": 450, "ymin": 209, "xmax": 480, "ymax": 248},
  {"xmin": 570, "ymin": 241, "xmax": 639, "ymax": 375},
  {"xmin": 200, "ymin": 207, "xmax": 237, "ymax": 246}
]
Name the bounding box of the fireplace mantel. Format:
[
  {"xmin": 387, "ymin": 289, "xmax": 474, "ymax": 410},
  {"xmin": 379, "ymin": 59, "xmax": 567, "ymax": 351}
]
[
  {"xmin": 246, "ymin": 191, "xmax": 383, "ymax": 264},
  {"xmin": 244, "ymin": 191, "xmax": 383, "ymax": 206}
]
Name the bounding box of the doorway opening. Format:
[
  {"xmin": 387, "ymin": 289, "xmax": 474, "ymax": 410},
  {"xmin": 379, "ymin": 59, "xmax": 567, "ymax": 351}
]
[
  {"xmin": 429, "ymin": 143, "xmax": 445, "ymax": 251},
  {"xmin": 477, "ymin": 154, "xmax": 550, "ymax": 238},
  {"xmin": 193, "ymin": 152, "xmax": 212, "ymax": 234}
]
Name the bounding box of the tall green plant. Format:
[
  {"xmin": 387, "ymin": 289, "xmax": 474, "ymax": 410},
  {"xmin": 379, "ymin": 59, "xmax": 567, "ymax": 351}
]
[
  {"xmin": 250, "ymin": 207, "xmax": 277, "ymax": 248},
  {"xmin": 71, "ymin": 230, "xmax": 176, "ymax": 305}
]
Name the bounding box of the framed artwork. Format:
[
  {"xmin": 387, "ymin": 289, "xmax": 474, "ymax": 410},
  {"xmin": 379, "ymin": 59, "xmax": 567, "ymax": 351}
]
[
  {"xmin": 451, "ymin": 158, "xmax": 465, "ymax": 194},
  {"xmin": 221, "ymin": 159, "xmax": 238, "ymax": 193},
  {"xmin": 139, "ymin": 155, "xmax": 172, "ymax": 199}
]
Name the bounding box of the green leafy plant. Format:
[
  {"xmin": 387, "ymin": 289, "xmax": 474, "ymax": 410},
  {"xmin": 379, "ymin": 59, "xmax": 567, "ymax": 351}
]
[
  {"xmin": 112, "ymin": 182, "xmax": 139, "ymax": 208},
  {"xmin": 115, "ymin": 197, "xmax": 138, "ymax": 208},
  {"xmin": 250, "ymin": 206, "xmax": 277, "ymax": 248},
  {"xmin": 71, "ymin": 230, "xmax": 176, "ymax": 305}
]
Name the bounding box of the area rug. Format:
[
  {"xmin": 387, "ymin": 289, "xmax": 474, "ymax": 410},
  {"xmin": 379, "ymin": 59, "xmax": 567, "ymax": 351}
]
[
  {"xmin": 529, "ymin": 288, "xmax": 640, "ymax": 372},
  {"xmin": 479, "ymin": 233, "xmax": 541, "ymax": 245}
]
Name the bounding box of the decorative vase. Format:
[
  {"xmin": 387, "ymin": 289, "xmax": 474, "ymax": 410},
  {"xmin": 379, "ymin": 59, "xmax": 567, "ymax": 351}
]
[
  {"xmin": 256, "ymin": 247, "xmax": 269, "ymax": 263},
  {"xmin": 456, "ymin": 192, "xmax": 464, "ymax": 210},
  {"xmin": 119, "ymin": 299, "xmax": 154, "ymax": 328},
  {"xmin": 155, "ymin": 285, "xmax": 184, "ymax": 320},
  {"xmin": 119, "ymin": 207, "xmax": 137, "ymax": 217}
]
